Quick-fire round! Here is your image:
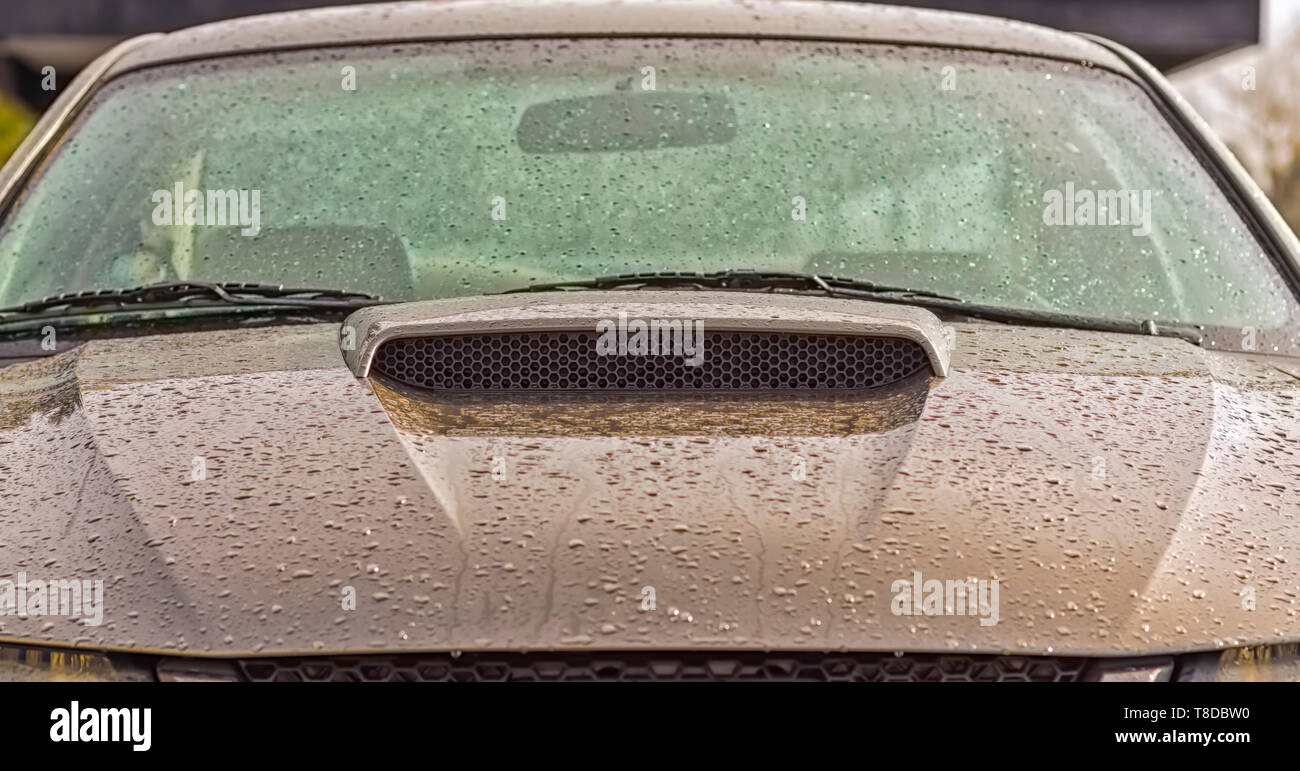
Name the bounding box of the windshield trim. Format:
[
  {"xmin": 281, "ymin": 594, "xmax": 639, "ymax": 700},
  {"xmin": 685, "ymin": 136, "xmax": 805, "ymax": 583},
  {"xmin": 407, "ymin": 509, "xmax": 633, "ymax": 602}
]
[{"xmin": 0, "ymin": 34, "xmax": 162, "ymax": 221}]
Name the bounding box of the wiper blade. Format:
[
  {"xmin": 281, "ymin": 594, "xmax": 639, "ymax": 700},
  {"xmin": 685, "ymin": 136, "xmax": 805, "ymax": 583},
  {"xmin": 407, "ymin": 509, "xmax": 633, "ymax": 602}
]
[
  {"xmin": 0, "ymin": 281, "xmax": 384, "ymax": 321},
  {"xmin": 497, "ymin": 269, "xmax": 1205, "ymax": 345},
  {"xmin": 499, "ymin": 269, "xmax": 963, "ymax": 301}
]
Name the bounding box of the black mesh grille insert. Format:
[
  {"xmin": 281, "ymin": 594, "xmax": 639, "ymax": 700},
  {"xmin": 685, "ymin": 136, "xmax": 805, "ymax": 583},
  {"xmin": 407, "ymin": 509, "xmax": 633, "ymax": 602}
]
[
  {"xmin": 372, "ymin": 331, "xmax": 929, "ymax": 392},
  {"xmin": 236, "ymin": 651, "xmax": 1086, "ymax": 682}
]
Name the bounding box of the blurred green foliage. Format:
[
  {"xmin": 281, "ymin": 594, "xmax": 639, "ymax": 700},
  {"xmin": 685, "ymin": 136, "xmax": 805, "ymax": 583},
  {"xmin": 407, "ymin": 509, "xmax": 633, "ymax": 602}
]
[{"xmin": 0, "ymin": 92, "xmax": 36, "ymax": 166}]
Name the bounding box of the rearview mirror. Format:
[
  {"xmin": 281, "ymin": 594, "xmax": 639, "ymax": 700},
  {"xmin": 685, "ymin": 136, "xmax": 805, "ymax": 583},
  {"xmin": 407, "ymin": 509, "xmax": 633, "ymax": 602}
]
[{"xmin": 517, "ymin": 91, "xmax": 737, "ymax": 153}]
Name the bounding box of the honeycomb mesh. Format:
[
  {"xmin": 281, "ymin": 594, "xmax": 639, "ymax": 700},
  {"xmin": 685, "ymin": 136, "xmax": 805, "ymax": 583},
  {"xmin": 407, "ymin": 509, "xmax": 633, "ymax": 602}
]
[
  {"xmin": 237, "ymin": 652, "xmax": 1085, "ymax": 682},
  {"xmin": 371, "ymin": 331, "xmax": 929, "ymax": 392}
]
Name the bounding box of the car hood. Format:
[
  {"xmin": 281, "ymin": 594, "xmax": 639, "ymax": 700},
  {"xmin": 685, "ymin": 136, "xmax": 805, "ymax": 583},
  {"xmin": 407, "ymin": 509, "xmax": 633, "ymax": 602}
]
[{"xmin": 1, "ymin": 309, "xmax": 1299, "ymax": 657}]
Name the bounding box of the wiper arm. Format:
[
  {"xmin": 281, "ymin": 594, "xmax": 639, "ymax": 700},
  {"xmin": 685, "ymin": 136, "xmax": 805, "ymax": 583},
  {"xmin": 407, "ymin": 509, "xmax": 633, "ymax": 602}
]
[
  {"xmin": 0, "ymin": 280, "xmax": 384, "ymax": 322},
  {"xmin": 499, "ymin": 269, "xmax": 963, "ymax": 301},
  {"xmin": 497, "ymin": 269, "xmax": 1205, "ymax": 345},
  {"xmin": 912, "ymin": 300, "xmax": 1206, "ymax": 345}
]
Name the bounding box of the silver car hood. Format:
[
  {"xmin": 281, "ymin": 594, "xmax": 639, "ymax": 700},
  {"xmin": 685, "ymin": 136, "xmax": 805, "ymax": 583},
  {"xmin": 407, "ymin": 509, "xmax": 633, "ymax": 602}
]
[{"xmin": 1, "ymin": 297, "xmax": 1298, "ymax": 657}]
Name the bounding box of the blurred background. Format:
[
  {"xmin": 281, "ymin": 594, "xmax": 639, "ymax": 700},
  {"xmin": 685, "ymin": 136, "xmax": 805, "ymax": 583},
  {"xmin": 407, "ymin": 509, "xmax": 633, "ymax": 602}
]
[{"xmin": 1, "ymin": 0, "xmax": 1297, "ymax": 230}]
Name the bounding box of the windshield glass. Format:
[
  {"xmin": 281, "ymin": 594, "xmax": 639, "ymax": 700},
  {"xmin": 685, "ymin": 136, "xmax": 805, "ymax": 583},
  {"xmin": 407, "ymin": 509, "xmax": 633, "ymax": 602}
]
[{"xmin": 0, "ymin": 38, "xmax": 1296, "ymax": 348}]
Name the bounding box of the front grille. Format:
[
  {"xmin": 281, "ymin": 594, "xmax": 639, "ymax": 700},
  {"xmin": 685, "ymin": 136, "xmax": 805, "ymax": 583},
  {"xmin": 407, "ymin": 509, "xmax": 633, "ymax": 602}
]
[
  {"xmin": 237, "ymin": 652, "xmax": 1086, "ymax": 682},
  {"xmin": 371, "ymin": 331, "xmax": 930, "ymax": 392}
]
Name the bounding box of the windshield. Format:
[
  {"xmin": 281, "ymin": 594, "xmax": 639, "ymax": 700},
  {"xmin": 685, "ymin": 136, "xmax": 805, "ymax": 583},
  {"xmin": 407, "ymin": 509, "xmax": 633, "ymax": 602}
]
[{"xmin": 0, "ymin": 37, "xmax": 1296, "ymax": 348}]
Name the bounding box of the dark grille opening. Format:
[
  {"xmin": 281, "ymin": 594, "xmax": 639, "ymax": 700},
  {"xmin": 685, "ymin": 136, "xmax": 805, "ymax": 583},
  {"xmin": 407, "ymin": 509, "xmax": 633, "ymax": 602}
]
[
  {"xmin": 237, "ymin": 651, "xmax": 1086, "ymax": 682},
  {"xmin": 371, "ymin": 331, "xmax": 930, "ymax": 392}
]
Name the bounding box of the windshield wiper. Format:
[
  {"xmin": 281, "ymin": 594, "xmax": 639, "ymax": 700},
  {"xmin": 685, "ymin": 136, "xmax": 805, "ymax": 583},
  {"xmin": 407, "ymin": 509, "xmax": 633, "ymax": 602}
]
[
  {"xmin": 0, "ymin": 280, "xmax": 384, "ymax": 323},
  {"xmin": 501, "ymin": 269, "xmax": 964, "ymax": 300},
  {"xmin": 497, "ymin": 269, "xmax": 1205, "ymax": 345}
]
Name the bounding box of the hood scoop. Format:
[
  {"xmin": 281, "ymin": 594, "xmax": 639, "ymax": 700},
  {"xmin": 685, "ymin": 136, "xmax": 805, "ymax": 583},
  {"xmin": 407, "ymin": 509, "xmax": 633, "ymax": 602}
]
[{"xmin": 343, "ymin": 291, "xmax": 951, "ymax": 393}]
